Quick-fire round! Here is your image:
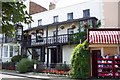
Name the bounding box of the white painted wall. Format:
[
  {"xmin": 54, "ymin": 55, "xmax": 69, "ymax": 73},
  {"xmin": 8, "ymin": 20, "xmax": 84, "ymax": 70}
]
[
  {"xmin": 63, "ymin": 45, "xmax": 77, "ymax": 64},
  {"xmin": 27, "ymin": 0, "xmax": 102, "ymax": 29}
]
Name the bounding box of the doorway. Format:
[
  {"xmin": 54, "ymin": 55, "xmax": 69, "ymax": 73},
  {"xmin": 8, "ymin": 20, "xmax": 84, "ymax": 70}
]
[
  {"xmin": 51, "ymin": 48, "xmax": 57, "ymax": 68},
  {"xmin": 91, "ymin": 50, "xmax": 101, "ymax": 78}
]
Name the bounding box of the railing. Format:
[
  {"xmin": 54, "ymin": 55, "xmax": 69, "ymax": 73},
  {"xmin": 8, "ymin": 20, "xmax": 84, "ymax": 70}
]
[
  {"xmin": 2, "ymin": 37, "xmax": 16, "ymax": 43},
  {"xmin": 23, "ymin": 33, "xmax": 86, "ymax": 47}
]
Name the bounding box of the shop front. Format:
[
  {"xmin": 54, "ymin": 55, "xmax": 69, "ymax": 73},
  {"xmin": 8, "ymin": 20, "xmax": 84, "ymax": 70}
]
[{"xmin": 88, "ymin": 28, "xmax": 120, "ymax": 78}]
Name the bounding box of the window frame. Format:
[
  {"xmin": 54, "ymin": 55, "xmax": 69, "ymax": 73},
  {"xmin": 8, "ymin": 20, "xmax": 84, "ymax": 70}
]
[
  {"xmin": 67, "ymin": 28, "xmax": 74, "ymax": 34},
  {"xmin": 9, "ymin": 45, "xmax": 14, "ymax": 57},
  {"xmin": 3, "ymin": 45, "xmax": 8, "ymax": 58},
  {"xmin": 28, "ymin": 22, "xmax": 31, "ymax": 28},
  {"xmin": 53, "ymin": 15, "xmax": 58, "ymax": 23},
  {"xmin": 83, "ymin": 9, "xmax": 90, "ymax": 17},
  {"xmin": 67, "ymin": 12, "xmax": 73, "ymax": 20},
  {"xmin": 38, "ymin": 19, "xmax": 42, "ymax": 26}
]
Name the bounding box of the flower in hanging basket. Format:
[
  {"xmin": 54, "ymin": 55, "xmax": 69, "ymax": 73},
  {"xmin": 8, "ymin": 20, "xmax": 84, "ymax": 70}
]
[
  {"xmin": 60, "ymin": 25, "xmax": 65, "ymax": 29},
  {"xmin": 70, "ymin": 23, "xmax": 76, "ymax": 29}
]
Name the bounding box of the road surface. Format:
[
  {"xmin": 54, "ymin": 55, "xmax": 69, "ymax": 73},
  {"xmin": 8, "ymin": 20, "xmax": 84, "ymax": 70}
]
[{"xmin": 0, "ymin": 74, "xmax": 47, "ymax": 80}]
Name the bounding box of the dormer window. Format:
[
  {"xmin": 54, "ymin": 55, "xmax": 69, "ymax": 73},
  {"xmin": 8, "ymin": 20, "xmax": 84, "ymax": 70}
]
[
  {"xmin": 38, "ymin": 19, "xmax": 42, "ymax": 26},
  {"xmin": 83, "ymin": 9, "xmax": 90, "ymax": 17},
  {"xmin": 67, "ymin": 12, "xmax": 73, "ymax": 20},
  {"xmin": 53, "ymin": 16, "xmax": 58, "ymax": 23}
]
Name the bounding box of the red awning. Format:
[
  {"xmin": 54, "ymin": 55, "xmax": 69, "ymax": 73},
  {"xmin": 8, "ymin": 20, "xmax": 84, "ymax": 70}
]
[{"xmin": 89, "ymin": 31, "xmax": 120, "ymax": 44}]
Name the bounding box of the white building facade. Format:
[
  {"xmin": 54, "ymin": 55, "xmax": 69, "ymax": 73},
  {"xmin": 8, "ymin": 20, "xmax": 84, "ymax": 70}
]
[{"xmin": 22, "ymin": 0, "xmax": 120, "ymax": 66}]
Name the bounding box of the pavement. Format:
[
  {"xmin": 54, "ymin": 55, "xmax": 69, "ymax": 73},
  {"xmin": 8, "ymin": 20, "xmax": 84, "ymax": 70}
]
[{"xmin": 1, "ymin": 70, "xmax": 70, "ymax": 80}]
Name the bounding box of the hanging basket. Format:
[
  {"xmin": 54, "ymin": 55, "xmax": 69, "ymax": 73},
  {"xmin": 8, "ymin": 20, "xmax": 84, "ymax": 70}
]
[
  {"xmin": 60, "ymin": 25, "xmax": 65, "ymax": 29},
  {"xmin": 70, "ymin": 23, "xmax": 76, "ymax": 29}
]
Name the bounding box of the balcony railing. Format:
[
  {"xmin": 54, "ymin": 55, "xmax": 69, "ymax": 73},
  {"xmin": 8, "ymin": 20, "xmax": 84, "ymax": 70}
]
[
  {"xmin": 0, "ymin": 37, "xmax": 16, "ymax": 43},
  {"xmin": 23, "ymin": 33, "xmax": 86, "ymax": 47}
]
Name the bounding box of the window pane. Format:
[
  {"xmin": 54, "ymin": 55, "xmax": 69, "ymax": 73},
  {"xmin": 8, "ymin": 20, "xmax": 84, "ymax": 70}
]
[
  {"xmin": 67, "ymin": 13, "xmax": 73, "ymax": 20},
  {"xmin": 68, "ymin": 28, "xmax": 74, "ymax": 34},
  {"xmin": 4, "ymin": 45, "xmax": 8, "ymax": 57},
  {"xmin": 10, "ymin": 46, "xmax": 13, "ymax": 57},
  {"xmin": 83, "ymin": 9, "xmax": 90, "ymax": 17},
  {"xmin": 53, "ymin": 16, "xmax": 58, "ymax": 22},
  {"xmin": 38, "ymin": 19, "xmax": 42, "ymax": 26}
]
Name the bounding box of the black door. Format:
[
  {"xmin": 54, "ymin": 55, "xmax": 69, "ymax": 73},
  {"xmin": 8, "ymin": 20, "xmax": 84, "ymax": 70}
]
[
  {"xmin": 92, "ymin": 50, "xmax": 101, "ymax": 78},
  {"xmin": 51, "ymin": 48, "xmax": 57, "ymax": 63}
]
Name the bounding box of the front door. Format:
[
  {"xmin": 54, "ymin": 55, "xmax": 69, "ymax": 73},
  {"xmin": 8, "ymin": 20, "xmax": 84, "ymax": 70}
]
[
  {"xmin": 92, "ymin": 50, "xmax": 101, "ymax": 78},
  {"xmin": 51, "ymin": 48, "xmax": 57, "ymax": 63},
  {"xmin": 51, "ymin": 48, "xmax": 57, "ymax": 68}
]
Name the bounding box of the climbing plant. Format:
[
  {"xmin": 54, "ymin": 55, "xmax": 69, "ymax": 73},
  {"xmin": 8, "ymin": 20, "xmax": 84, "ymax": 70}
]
[{"xmin": 70, "ymin": 40, "xmax": 90, "ymax": 79}]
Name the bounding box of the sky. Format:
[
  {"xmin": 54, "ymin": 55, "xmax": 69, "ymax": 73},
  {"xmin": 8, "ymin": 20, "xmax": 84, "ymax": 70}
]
[{"xmin": 30, "ymin": 0, "xmax": 90, "ymax": 9}]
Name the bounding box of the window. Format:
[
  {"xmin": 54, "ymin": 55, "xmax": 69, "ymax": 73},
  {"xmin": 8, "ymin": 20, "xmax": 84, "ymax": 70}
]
[
  {"xmin": 53, "ymin": 16, "xmax": 58, "ymax": 23},
  {"xmin": 53, "ymin": 31, "xmax": 56, "ymax": 36},
  {"xmin": 83, "ymin": 9, "xmax": 90, "ymax": 17},
  {"xmin": 3, "ymin": 45, "xmax": 8, "ymax": 57},
  {"xmin": 67, "ymin": 28, "xmax": 74, "ymax": 34},
  {"xmin": 38, "ymin": 19, "xmax": 42, "ymax": 26},
  {"xmin": 36, "ymin": 30, "xmax": 43, "ymax": 42},
  {"xmin": 10, "ymin": 46, "xmax": 14, "ymax": 57},
  {"xmin": 67, "ymin": 13, "xmax": 73, "ymax": 20},
  {"xmin": 28, "ymin": 22, "xmax": 31, "ymax": 28}
]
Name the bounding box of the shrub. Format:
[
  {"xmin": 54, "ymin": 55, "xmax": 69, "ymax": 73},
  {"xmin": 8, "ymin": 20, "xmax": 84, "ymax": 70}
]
[
  {"xmin": 16, "ymin": 58, "xmax": 34, "ymax": 73},
  {"xmin": 11, "ymin": 54, "xmax": 28, "ymax": 63},
  {"xmin": 11, "ymin": 55, "xmax": 22, "ymax": 63},
  {"xmin": 70, "ymin": 40, "xmax": 90, "ymax": 79}
]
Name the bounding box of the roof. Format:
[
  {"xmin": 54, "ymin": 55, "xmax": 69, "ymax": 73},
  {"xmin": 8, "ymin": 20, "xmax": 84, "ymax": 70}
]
[
  {"xmin": 24, "ymin": 17, "xmax": 97, "ymax": 32},
  {"xmin": 89, "ymin": 28, "xmax": 120, "ymax": 44},
  {"xmin": 29, "ymin": 1, "xmax": 47, "ymax": 15}
]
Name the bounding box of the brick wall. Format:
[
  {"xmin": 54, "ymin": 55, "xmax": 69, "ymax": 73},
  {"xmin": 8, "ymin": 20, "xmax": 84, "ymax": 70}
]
[{"xmin": 29, "ymin": 2, "xmax": 47, "ymax": 15}]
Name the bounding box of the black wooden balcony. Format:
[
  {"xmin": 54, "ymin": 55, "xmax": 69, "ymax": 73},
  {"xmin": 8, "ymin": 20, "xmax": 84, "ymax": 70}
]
[
  {"xmin": 2, "ymin": 37, "xmax": 16, "ymax": 43},
  {"xmin": 23, "ymin": 33, "xmax": 86, "ymax": 47}
]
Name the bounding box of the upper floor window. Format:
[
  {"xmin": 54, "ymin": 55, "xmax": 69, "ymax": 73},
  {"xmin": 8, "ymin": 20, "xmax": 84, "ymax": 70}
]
[
  {"xmin": 67, "ymin": 28, "xmax": 74, "ymax": 34},
  {"xmin": 83, "ymin": 9, "xmax": 90, "ymax": 17},
  {"xmin": 38, "ymin": 19, "xmax": 42, "ymax": 26},
  {"xmin": 53, "ymin": 31, "xmax": 56, "ymax": 36},
  {"xmin": 67, "ymin": 12, "xmax": 73, "ymax": 20},
  {"xmin": 28, "ymin": 22, "xmax": 31, "ymax": 28},
  {"xmin": 36, "ymin": 30, "xmax": 43, "ymax": 42},
  {"xmin": 53, "ymin": 16, "xmax": 58, "ymax": 23}
]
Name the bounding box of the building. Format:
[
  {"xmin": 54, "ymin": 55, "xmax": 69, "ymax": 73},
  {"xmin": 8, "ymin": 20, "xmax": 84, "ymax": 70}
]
[
  {"xmin": 22, "ymin": 0, "xmax": 117, "ymax": 64},
  {"xmin": 88, "ymin": 28, "xmax": 120, "ymax": 77},
  {"xmin": 0, "ymin": 0, "xmax": 47, "ymax": 62},
  {"xmin": 22, "ymin": 0, "xmax": 120, "ymax": 77}
]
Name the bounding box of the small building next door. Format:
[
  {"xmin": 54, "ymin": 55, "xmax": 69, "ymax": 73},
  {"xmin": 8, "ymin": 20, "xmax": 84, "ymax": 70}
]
[{"xmin": 92, "ymin": 50, "xmax": 101, "ymax": 78}]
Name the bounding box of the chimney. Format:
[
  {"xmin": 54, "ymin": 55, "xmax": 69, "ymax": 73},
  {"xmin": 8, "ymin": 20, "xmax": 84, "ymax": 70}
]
[{"xmin": 49, "ymin": 2, "xmax": 56, "ymax": 10}]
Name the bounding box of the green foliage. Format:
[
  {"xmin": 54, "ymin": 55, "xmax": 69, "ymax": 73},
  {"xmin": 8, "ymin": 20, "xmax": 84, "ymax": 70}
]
[
  {"xmin": 1, "ymin": 0, "xmax": 33, "ymax": 37},
  {"xmin": 70, "ymin": 40, "xmax": 90, "ymax": 78},
  {"xmin": 69, "ymin": 32, "xmax": 86, "ymax": 44},
  {"xmin": 16, "ymin": 58, "xmax": 34, "ymax": 73},
  {"xmin": 11, "ymin": 54, "xmax": 28, "ymax": 63}
]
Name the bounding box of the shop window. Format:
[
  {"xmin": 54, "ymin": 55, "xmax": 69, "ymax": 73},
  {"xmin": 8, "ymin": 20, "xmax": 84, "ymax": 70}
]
[
  {"xmin": 67, "ymin": 12, "xmax": 73, "ymax": 20},
  {"xmin": 3, "ymin": 45, "xmax": 8, "ymax": 57},
  {"xmin": 83, "ymin": 9, "xmax": 90, "ymax": 17},
  {"xmin": 53, "ymin": 16, "xmax": 58, "ymax": 23}
]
